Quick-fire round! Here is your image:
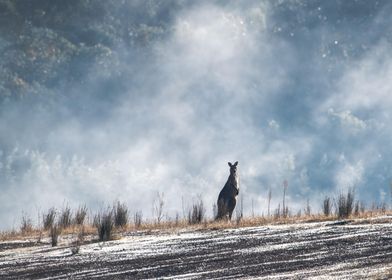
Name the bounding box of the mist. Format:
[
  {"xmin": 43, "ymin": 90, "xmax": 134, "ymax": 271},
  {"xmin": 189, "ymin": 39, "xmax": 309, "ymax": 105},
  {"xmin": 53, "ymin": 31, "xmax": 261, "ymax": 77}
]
[{"xmin": 1, "ymin": 0, "xmax": 392, "ymax": 230}]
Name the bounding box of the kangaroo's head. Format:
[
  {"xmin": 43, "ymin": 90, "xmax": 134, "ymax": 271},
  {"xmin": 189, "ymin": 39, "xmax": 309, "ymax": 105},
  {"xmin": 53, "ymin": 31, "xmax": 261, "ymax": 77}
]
[{"xmin": 228, "ymin": 161, "xmax": 238, "ymax": 176}]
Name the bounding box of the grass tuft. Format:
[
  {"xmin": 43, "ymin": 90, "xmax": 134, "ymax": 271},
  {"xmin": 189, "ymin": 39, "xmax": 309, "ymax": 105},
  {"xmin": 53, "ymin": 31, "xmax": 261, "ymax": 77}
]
[
  {"xmin": 113, "ymin": 202, "xmax": 128, "ymax": 228},
  {"xmin": 336, "ymin": 188, "xmax": 355, "ymax": 219},
  {"xmin": 50, "ymin": 225, "xmax": 61, "ymax": 247},
  {"xmin": 188, "ymin": 200, "xmax": 205, "ymax": 225},
  {"xmin": 20, "ymin": 213, "xmax": 33, "ymax": 234},
  {"xmin": 95, "ymin": 208, "xmax": 114, "ymax": 242},
  {"xmin": 323, "ymin": 196, "xmax": 332, "ymax": 217},
  {"xmin": 43, "ymin": 208, "xmax": 56, "ymax": 230},
  {"xmin": 134, "ymin": 211, "xmax": 143, "ymax": 228},
  {"xmin": 59, "ymin": 205, "xmax": 72, "ymax": 229},
  {"xmin": 74, "ymin": 205, "xmax": 88, "ymax": 226}
]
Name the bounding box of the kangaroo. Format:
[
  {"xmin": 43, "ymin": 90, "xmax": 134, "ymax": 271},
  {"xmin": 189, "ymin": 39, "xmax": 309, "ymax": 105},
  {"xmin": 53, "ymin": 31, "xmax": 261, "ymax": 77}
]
[{"xmin": 216, "ymin": 161, "xmax": 239, "ymax": 220}]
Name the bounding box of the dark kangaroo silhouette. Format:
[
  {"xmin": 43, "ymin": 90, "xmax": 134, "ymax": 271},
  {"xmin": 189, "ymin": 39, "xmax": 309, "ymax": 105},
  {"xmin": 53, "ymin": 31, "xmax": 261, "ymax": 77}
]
[{"xmin": 216, "ymin": 161, "xmax": 239, "ymax": 220}]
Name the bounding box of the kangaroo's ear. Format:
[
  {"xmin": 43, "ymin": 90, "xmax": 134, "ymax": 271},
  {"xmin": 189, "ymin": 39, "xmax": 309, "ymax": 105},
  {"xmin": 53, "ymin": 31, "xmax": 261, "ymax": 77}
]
[
  {"xmin": 234, "ymin": 161, "xmax": 238, "ymax": 166},
  {"xmin": 228, "ymin": 162, "xmax": 232, "ymax": 167}
]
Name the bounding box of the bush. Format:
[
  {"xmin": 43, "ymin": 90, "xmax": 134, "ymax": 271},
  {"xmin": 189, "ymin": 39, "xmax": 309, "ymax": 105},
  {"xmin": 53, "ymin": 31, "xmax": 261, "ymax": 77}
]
[
  {"xmin": 188, "ymin": 200, "xmax": 205, "ymax": 225},
  {"xmin": 95, "ymin": 209, "xmax": 114, "ymax": 242},
  {"xmin": 354, "ymin": 200, "xmax": 360, "ymax": 216},
  {"xmin": 50, "ymin": 225, "xmax": 61, "ymax": 247},
  {"xmin": 71, "ymin": 226, "xmax": 85, "ymax": 255},
  {"xmin": 21, "ymin": 213, "xmax": 33, "ymax": 234},
  {"xmin": 274, "ymin": 204, "xmax": 281, "ymax": 219},
  {"xmin": 323, "ymin": 196, "xmax": 332, "ymax": 216},
  {"xmin": 304, "ymin": 199, "xmax": 311, "ymax": 216},
  {"xmin": 336, "ymin": 188, "xmax": 355, "ymax": 219},
  {"xmin": 134, "ymin": 211, "xmax": 143, "ymax": 228},
  {"xmin": 43, "ymin": 208, "xmax": 56, "ymax": 230},
  {"xmin": 59, "ymin": 205, "xmax": 72, "ymax": 228},
  {"xmin": 113, "ymin": 202, "xmax": 128, "ymax": 228},
  {"xmin": 74, "ymin": 205, "xmax": 88, "ymax": 225}
]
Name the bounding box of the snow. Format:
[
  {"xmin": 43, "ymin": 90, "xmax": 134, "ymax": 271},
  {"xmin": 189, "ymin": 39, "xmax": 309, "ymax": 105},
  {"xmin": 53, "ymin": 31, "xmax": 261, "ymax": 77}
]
[{"xmin": 1, "ymin": 220, "xmax": 391, "ymax": 279}]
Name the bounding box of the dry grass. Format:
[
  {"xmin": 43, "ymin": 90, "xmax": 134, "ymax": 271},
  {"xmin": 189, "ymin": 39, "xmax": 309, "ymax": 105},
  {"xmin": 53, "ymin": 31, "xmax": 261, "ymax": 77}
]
[
  {"xmin": 59, "ymin": 224, "xmax": 96, "ymax": 235},
  {"xmin": 0, "ymin": 224, "xmax": 95, "ymax": 242},
  {"xmin": 103, "ymin": 210, "xmax": 392, "ymax": 233},
  {"xmin": 1, "ymin": 210, "xmax": 391, "ymax": 242},
  {"xmin": 0, "ymin": 229, "xmax": 22, "ymax": 241}
]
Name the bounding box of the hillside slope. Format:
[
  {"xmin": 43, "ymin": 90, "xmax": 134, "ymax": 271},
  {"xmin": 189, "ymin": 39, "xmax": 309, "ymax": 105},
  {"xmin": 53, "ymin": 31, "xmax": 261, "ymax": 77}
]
[{"xmin": 1, "ymin": 218, "xmax": 391, "ymax": 279}]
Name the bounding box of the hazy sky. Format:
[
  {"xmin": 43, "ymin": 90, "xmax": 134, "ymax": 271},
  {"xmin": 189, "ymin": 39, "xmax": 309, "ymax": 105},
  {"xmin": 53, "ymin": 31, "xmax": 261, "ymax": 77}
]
[{"xmin": 1, "ymin": 0, "xmax": 392, "ymax": 230}]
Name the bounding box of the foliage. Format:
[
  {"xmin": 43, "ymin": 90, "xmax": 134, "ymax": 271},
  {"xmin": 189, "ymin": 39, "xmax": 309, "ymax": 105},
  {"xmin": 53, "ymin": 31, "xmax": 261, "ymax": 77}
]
[
  {"xmin": 113, "ymin": 202, "xmax": 128, "ymax": 228},
  {"xmin": 323, "ymin": 196, "xmax": 332, "ymax": 217},
  {"xmin": 20, "ymin": 212, "xmax": 33, "ymax": 233},
  {"xmin": 74, "ymin": 205, "xmax": 88, "ymax": 226},
  {"xmin": 59, "ymin": 205, "xmax": 72, "ymax": 229},
  {"xmin": 336, "ymin": 188, "xmax": 355, "ymax": 219},
  {"xmin": 95, "ymin": 208, "xmax": 114, "ymax": 242},
  {"xmin": 188, "ymin": 199, "xmax": 205, "ymax": 225},
  {"xmin": 43, "ymin": 208, "xmax": 56, "ymax": 230},
  {"xmin": 50, "ymin": 225, "xmax": 61, "ymax": 246},
  {"xmin": 134, "ymin": 211, "xmax": 143, "ymax": 228}
]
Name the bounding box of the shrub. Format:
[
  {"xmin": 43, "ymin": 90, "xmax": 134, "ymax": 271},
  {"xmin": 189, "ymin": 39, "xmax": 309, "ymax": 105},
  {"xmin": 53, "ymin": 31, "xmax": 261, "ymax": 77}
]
[
  {"xmin": 21, "ymin": 213, "xmax": 33, "ymax": 234},
  {"xmin": 71, "ymin": 226, "xmax": 85, "ymax": 255},
  {"xmin": 43, "ymin": 208, "xmax": 56, "ymax": 230},
  {"xmin": 354, "ymin": 200, "xmax": 360, "ymax": 216},
  {"xmin": 95, "ymin": 209, "xmax": 114, "ymax": 242},
  {"xmin": 175, "ymin": 212, "xmax": 180, "ymax": 226},
  {"xmin": 336, "ymin": 188, "xmax": 355, "ymax": 219},
  {"xmin": 113, "ymin": 202, "xmax": 128, "ymax": 228},
  {"xmin": 59, "ymin": 205, "xmax": 72, "ymax": 229},
  {"xmin": 134, "ymin": 211, "xmax": 143, "ymax": 228},
  {"xmin": 304, "ymin": 199, "xmax": 311, "ymax": 216},
  {"xmin": 188, "ymin": 199, "xmax": 205, "ymax": 225},
  {"xmin": 50, "ymin": 225, "xmax": 61, "ymax": 247},
  {"xmin": 74, "ymin": 205, "xmax": 88, "ymax": 225},
  {"xmin": 274, "ymin": 204, "xmax": 281, "ymax": 219},
  {"xmin": 323, "ymin": 196, "xmax": 332, "ymax": 216}
]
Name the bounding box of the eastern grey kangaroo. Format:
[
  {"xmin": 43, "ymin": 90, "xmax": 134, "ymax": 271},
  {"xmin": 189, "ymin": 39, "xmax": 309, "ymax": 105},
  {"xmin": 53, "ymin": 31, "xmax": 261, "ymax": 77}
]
[{"xmin": 216, "ymin": 161, "xmax": 239, "ymax": 220}]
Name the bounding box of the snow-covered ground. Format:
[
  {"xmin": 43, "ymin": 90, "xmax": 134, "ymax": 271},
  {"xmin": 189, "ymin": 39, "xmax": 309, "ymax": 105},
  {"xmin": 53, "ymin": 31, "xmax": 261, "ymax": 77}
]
[{"xmin": 1, "ymin": 218, "xmax": 391, "ymax": 279}]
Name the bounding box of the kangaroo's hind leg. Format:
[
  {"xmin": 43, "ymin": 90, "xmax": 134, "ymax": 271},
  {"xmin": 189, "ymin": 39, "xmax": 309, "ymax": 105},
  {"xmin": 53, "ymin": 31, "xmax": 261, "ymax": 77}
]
[{"xmin": 227, "ymin": 198, "xmax": 237, "ymax": 220}]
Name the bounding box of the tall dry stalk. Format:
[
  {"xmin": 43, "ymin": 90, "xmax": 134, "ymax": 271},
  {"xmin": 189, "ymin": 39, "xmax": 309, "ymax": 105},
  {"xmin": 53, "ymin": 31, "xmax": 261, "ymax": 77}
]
[
  {"xmin": 267, "ymin": 188, "xmax": 272, "ymax": 217},
  {"xmin": 153, "ymin": 192, "xmax": 165, "ymax": 224},
  {"xmin": 390, "ymin": 182, "xmax": 392, "ymax": 210},
  {"xmin": 323, "ymin": 196, "xmax": 331, "ymax": 216},
  {"xmin": 283, "ymin": 180, "xmax": 288, "ymax": 218},
  {"xmin": 251, "ymin": 198, "xmax": 254, "ymax": 218}
]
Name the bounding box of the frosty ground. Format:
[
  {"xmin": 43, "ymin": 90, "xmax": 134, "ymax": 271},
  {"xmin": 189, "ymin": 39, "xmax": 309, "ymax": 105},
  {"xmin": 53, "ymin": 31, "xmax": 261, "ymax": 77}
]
[{"xmin": 1, "ymin": 217, "xmax": 391, "ymax": 279}]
